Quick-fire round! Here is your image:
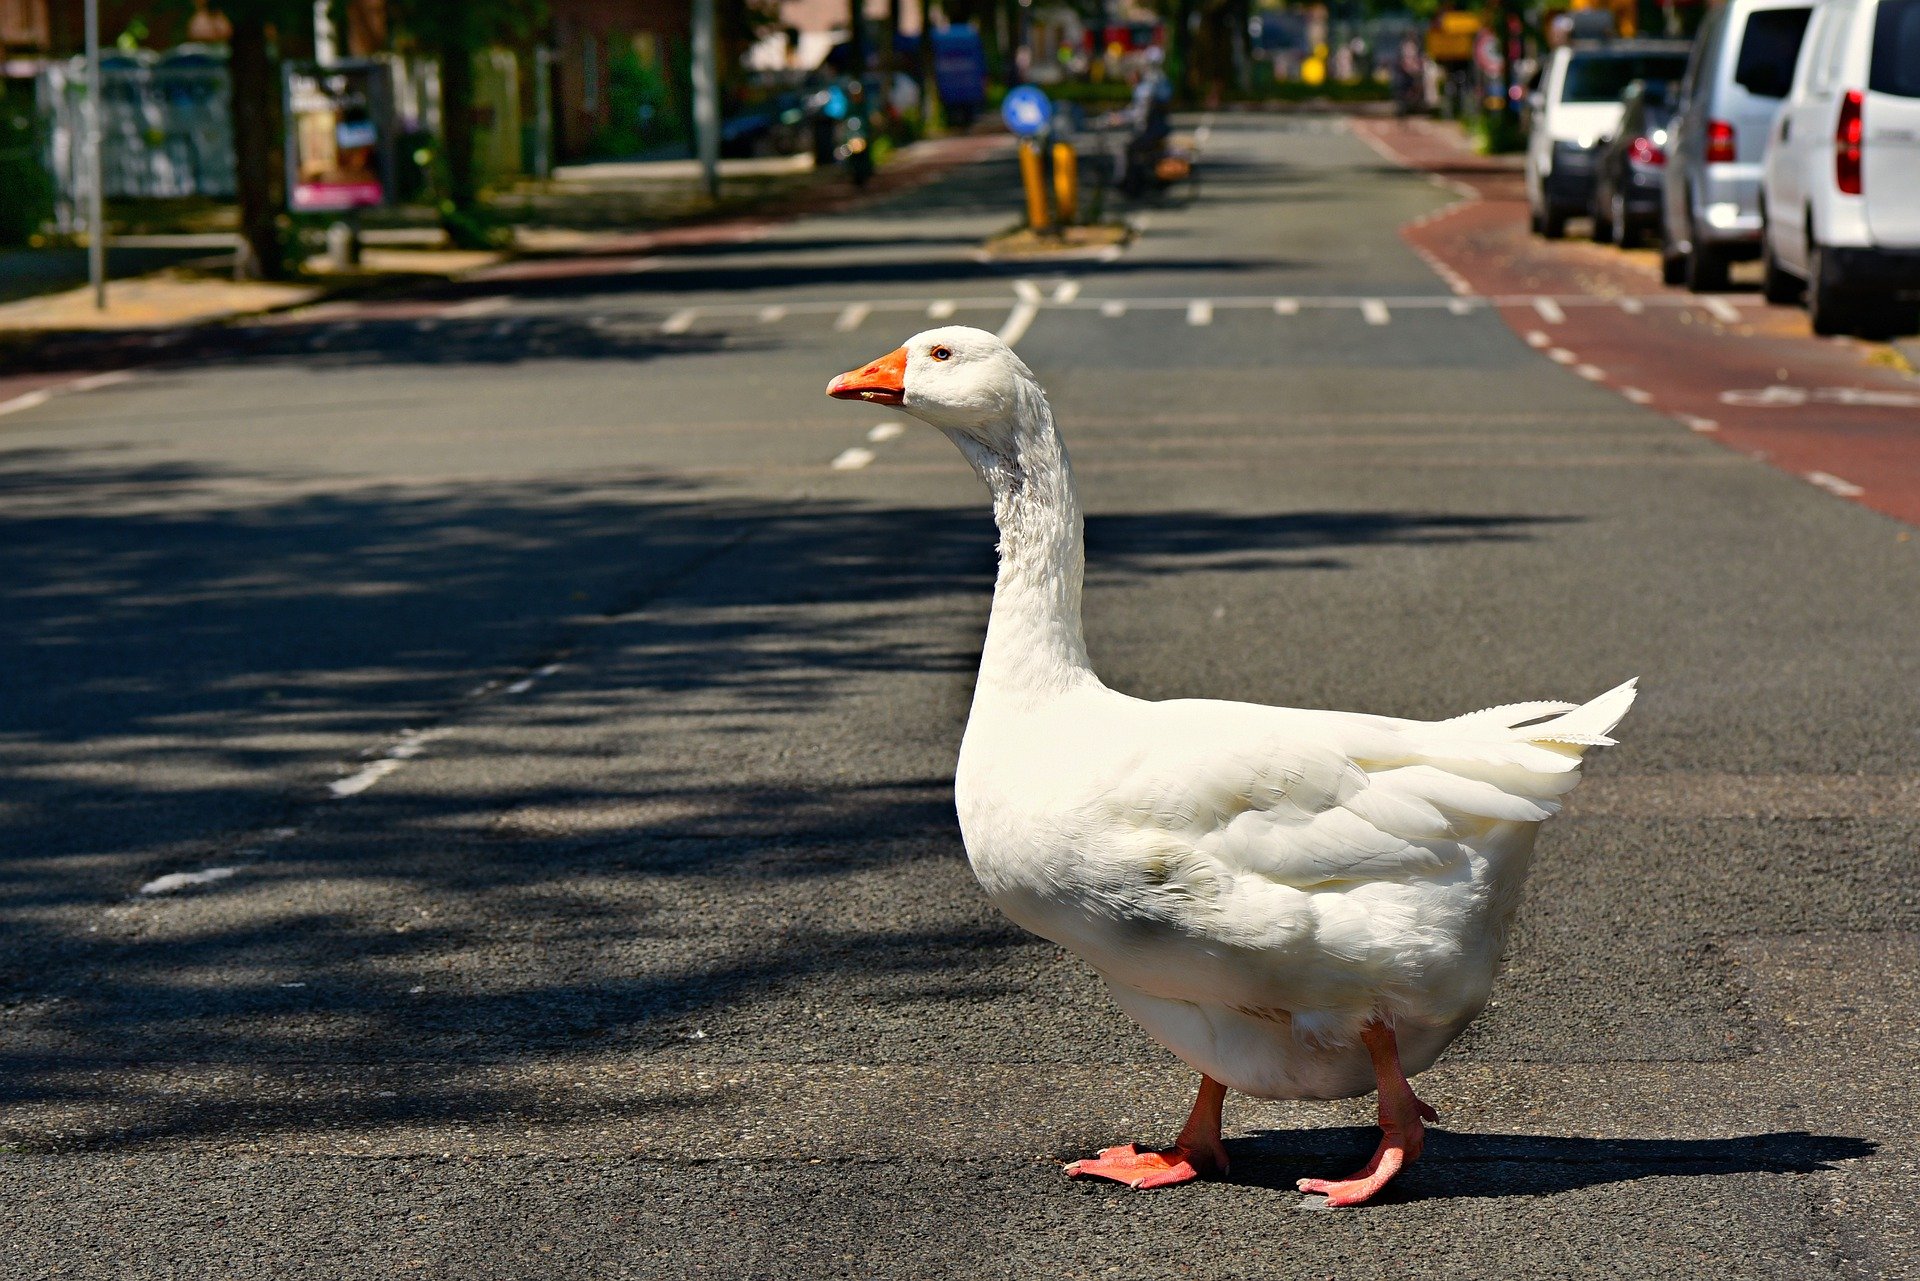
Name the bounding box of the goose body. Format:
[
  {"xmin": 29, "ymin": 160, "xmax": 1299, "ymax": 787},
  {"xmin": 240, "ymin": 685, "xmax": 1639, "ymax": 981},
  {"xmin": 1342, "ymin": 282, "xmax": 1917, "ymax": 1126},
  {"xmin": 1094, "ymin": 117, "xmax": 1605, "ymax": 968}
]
[{"xmin": 827, "ymin": 327, "xmax": 1634, "ymax": 1203}]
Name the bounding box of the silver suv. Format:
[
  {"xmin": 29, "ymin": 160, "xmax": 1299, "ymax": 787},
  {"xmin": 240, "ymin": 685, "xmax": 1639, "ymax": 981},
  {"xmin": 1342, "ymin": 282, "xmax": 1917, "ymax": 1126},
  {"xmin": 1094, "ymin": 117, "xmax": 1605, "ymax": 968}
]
[{"xmin": 1661, "ymin": 0, "xmax": 1816, "ymax": 290}]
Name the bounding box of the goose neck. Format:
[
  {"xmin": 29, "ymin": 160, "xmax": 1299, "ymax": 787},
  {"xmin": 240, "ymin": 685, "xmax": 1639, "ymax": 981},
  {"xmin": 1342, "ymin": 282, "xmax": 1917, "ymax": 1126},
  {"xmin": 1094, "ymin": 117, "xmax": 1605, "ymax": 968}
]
[{"xmin": 967, "ymin": 395, "xmax": 1094, "ymax": 703}]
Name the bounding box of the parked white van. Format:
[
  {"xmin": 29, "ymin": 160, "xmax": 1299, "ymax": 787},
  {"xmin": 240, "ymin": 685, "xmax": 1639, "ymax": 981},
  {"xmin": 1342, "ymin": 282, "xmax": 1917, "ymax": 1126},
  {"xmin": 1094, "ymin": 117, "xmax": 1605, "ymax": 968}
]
[
  {"xmin": 1759, "ymin": 0, "xmax": 1920, "ymax": 333},
  {"xmin": 1660, "ymin": 0, "xmax": 1816, "ymax": 291},
  {"xmin": 1526, "ymin": 40, "xmax": 1692, "ymax": 239}
]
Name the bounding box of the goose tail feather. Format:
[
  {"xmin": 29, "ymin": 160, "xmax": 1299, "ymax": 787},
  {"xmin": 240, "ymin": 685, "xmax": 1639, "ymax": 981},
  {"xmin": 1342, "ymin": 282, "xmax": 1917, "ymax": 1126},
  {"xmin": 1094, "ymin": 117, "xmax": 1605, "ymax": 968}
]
[{"xmin": 1520, "ymin": 678, "xmax": 1638, "ymax": 750}]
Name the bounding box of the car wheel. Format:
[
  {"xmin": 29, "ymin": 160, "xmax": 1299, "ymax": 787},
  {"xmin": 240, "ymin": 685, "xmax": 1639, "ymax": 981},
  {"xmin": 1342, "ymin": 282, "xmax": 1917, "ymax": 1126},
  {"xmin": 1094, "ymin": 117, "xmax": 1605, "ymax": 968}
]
[
  {"xmin": 1806, "ymin": 241, "xmax": 1858, "ymax": 336},
  {"xmin": 1852, "ymin": 298, "xmax": 1916, "ymax": 341},
  {"xmin": 1685, "ymin": 242, "xmax": 1729, "ymax": 293},
  {"xmin": 1590, "ymin": 195, "xmax": 1613, "ymax": 244},
  {"xmin": 1614, "ymin": 194, "xmax": 1641, "ymax": 249},
  {"xmin": 1541, "ymin": 206, "xmax": 1568, "ymax": 240},
  {"xmin": 1759, "ymin": 221, "xmax": 1801, "ymax": 305},
  {"xmin": 1529, "ymin": 200, "xmax": 1544, "ymax": 236},
  {"xmin": 1660, "ymin": 242, "xmax": 1686, "ymax": 285}
]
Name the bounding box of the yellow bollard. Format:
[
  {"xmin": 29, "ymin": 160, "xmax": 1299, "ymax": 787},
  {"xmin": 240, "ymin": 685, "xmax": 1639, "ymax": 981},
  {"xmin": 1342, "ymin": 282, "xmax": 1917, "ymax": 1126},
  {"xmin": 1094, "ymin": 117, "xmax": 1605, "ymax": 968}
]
[
  {"xmin": 1018, "ymin": 140, "xmax": 1053, "ymax": 233},
  {"xmin": 1051, "ymin": 141, "xmax": 1079, "ymax": 226}
]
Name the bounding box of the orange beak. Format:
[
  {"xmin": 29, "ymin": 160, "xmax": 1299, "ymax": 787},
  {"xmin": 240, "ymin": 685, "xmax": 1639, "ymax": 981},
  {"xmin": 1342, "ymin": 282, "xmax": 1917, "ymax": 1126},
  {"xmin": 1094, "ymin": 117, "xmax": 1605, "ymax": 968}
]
[{"xmin": 826, "ymin": 347, "xmax": 908, "ymax": 406}]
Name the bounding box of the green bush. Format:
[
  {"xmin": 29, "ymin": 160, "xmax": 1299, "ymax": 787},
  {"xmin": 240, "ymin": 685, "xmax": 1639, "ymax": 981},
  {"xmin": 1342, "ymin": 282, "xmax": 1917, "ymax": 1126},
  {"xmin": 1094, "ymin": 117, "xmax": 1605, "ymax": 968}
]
[
  {"xmin": 0, "ymin": 88, "xmax": 52, "ymax": 246},
  {"xmin": 1046, "ymin": 80, "xmax": 1134, "ymax": 107},
  {"xmin": 1471, "ymin": 109, "xmax": 1526, "ymax": 154}
]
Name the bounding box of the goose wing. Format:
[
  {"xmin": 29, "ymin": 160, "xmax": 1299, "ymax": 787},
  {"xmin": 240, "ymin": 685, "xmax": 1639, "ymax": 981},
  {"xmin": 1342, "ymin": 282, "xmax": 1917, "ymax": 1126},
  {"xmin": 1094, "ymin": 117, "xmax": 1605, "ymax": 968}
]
[{"xmin": 1083, "ymin": 680, "xmax": 1637, "ymax": 895}]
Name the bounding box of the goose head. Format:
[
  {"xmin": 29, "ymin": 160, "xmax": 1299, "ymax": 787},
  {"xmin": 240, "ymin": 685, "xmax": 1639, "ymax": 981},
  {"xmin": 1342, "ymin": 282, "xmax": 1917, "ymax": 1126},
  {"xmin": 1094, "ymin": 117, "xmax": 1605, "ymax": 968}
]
[{"xmin": 826, "ymin": 326, "xmax": 1043, "ymax": 458}]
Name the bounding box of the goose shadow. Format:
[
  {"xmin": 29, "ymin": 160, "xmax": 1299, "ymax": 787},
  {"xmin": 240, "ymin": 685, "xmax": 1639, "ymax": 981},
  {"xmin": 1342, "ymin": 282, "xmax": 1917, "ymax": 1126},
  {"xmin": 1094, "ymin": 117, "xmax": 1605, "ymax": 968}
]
[{"xmin": 1211, "ymin": 1127, "xmax": 1876, "ymax": 1202}]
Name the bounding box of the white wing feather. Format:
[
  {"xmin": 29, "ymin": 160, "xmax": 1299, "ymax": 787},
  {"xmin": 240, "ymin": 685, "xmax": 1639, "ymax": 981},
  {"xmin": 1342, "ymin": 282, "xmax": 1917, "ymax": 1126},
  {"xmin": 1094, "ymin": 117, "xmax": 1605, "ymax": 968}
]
[{"xmin": 1097, "ymin": 680, "xmax": 1636, "ymax": 893}]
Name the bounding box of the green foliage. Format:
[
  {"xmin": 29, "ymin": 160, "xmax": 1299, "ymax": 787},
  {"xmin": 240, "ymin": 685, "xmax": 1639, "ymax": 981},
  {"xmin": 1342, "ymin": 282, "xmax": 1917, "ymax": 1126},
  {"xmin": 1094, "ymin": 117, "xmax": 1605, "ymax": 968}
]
[
  {"xmin": 1471, "ymin": 109, "xmax": 1526, "ymax": 153},
  {"xmin": 0, "ymin": 84, "xmax": 52, "ymax": 246},
  {"xmin": 1046, "ymin": 80, "xmax": 1135, "ymax": 106},
  {"xmin": 593, "ymin": 40, "xmax": 684, "ymax": 157},
  {"xmin": 370, "ymin": 0, "xmax": 547, "ymax": 51}
]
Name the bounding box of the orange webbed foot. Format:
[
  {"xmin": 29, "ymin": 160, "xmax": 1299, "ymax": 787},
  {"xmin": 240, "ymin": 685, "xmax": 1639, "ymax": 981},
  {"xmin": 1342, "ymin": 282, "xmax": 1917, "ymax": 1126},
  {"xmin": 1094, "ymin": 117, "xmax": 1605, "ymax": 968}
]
[
  {"xmin": 1066, "ymin": 1141, "xmax": 1227, "ymax": 1190},
  {"xmin": 1296, "ymin": 1022, "xmax": 1439, "ymax": 1208}
]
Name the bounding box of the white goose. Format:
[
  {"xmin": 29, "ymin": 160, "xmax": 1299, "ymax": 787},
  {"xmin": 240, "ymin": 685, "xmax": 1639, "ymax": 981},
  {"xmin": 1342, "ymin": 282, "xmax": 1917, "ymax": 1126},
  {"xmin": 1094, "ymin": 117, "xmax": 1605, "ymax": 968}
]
[{"xmin": 827, "ymin": 327, "xmax": 1634, "ymax": 1206}]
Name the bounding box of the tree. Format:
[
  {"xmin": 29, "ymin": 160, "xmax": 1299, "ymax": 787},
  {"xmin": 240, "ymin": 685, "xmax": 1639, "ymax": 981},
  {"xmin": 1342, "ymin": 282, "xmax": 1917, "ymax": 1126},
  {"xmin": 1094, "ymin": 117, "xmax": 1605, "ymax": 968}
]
[
  {"xmin": 183, "ymin": 1, "xmax": 311, "ymax": 279},
  {"xmin": 381, "ymin": 0, "xmax": 542, "ymax": 246}
]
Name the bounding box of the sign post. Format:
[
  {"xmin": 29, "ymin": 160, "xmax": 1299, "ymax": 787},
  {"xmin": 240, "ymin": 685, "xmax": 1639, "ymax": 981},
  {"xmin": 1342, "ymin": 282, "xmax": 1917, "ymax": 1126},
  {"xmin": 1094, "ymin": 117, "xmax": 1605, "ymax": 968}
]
[
  {"xmin": 84, "ymin": 0, "xmax": 104, "ymax": 310},
  {"xmin": 691, "ymin": 0, "xmax": 720, "ymax": 200},
  {"xmin": 284, "ymin": 60, "xmax": 396, "ymax": 267},
  {"xmin": 1002, "ymin": 85, "xmax": 1055, "ymax": 233}
]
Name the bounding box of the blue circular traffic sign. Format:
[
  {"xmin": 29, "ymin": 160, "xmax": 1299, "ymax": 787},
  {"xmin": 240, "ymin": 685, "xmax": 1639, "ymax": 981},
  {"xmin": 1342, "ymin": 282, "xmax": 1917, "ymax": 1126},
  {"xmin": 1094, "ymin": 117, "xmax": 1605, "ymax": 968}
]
[{"xmin": 1001, "ymin": 85, "xmax": 1054, "ymax": 138}]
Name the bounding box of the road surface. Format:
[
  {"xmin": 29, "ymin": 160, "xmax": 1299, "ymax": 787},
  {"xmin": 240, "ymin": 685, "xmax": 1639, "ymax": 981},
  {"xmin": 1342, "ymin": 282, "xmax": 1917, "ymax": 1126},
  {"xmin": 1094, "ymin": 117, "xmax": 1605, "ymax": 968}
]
[{"xmin": 3, "ymin": 113, "xmax": 1917, "ymax": 1279}]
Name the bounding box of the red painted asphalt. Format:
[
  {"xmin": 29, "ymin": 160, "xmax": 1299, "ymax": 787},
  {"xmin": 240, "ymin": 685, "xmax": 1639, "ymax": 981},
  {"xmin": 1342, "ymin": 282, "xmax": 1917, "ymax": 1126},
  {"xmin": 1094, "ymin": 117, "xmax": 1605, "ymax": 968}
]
[{"xmin": 1352, "ymin": 116, "xmax": 1920, "ymax": 529}]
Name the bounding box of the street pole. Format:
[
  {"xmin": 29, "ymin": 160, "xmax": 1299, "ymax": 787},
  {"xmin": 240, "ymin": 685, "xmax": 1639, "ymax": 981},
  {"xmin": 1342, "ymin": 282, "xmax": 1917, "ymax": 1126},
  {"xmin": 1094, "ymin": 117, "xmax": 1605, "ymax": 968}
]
[
  {"xmin": 691, "ymin": 0, "xmax": 720, "ymax": 201},
  {"xmin": 312, "ymin": 0, "xmax": 338, "ymax": 65},
  {"xmin": 533, "ymin": 46, "xmax": 554, "ymax": 180},
  {"xmin": 84, "ymin": 0, "xmax": 105, "ymax": 311}
]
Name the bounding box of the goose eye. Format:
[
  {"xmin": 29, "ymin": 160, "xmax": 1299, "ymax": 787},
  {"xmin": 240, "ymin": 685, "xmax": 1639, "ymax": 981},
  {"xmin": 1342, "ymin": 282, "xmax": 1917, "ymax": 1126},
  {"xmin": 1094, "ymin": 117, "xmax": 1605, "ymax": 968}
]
[{"xmin": 930, "ymin": 346, "xmax": 952, "ymax": 362}]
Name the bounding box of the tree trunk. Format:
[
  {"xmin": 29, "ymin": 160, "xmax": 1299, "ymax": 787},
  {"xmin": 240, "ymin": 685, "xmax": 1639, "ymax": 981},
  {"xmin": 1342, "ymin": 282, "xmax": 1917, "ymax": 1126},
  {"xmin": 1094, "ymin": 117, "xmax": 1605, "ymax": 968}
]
[
  {"xmin": 441, "ymin": 38, "xmax": 475, "ymax": 212},
  {"xmin": 229, "ymin": 13, "xmax": 283, "ymax": 280}
]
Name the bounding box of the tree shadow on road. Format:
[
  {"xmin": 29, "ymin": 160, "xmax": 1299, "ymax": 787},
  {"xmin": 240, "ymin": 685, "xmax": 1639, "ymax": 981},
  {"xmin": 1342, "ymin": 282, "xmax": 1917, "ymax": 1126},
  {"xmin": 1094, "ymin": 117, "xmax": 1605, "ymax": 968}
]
[
  {"xmin": 0, "ymin": 444, "xmax": 1578, "ymax": 1151},
  {"xmin": 1225, "ymin": 1127, "xmax": 1876, "ymax": 1201}
]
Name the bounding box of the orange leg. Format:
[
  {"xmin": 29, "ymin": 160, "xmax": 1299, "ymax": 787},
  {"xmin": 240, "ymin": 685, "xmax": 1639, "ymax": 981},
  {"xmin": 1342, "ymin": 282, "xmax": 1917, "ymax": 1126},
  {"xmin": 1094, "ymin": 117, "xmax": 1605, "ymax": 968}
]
[
  {"xmin": 1296, "ymin": 1019, "xmax": 1438, "ymax": 1207},
  {"xmin": 1065, "ymin": 1074, "xmax": 1230, "ymax": 1189}
]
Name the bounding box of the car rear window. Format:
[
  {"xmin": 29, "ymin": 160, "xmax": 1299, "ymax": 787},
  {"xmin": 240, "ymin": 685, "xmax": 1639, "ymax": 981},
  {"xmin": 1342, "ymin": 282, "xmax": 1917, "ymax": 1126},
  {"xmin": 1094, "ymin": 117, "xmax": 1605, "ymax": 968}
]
[
  {"xmin": 1871, "ymin": 0, "xmax": 1920, "ymax": 96},
  {"xmin": 1733, "ymin": 7, "xmax": 1813, "ymax": 97},
  {"xmin": 1563, "ymin": 53, "xmax": 1692, "ymax": 101}
]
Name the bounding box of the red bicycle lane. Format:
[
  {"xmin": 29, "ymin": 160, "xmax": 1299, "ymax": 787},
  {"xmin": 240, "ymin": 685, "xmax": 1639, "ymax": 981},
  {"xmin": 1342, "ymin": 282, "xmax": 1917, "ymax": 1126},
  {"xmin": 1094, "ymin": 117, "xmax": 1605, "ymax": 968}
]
[{"xmin": 1351, "ymin": 115, "xmax": 1920, "ymax": 529}]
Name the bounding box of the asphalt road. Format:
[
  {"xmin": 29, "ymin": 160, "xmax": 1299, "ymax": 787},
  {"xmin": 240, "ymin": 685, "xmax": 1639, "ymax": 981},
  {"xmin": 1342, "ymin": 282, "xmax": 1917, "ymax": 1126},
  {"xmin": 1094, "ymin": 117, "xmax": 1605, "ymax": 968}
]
[{"xmin": 4, "ymin": 115, "xmax": 1918, "ymax": 1279}]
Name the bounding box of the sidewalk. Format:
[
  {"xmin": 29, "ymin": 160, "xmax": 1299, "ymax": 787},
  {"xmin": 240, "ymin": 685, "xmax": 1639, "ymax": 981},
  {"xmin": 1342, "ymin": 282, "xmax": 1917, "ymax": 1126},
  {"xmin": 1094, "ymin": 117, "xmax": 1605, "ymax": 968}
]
[{"xmin": 0, "ymin": 131, "xmax": 1009, "ymax": 343}]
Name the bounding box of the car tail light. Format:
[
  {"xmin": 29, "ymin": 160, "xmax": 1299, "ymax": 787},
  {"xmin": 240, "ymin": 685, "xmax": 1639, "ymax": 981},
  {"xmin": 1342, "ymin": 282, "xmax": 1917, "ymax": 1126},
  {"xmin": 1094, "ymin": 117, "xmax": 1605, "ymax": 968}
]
[
  {"xmin": 1628, "ymin": 137, "xmax": 1667, "ymax": 166},
  {"xmin": 1706, "ymin": 119, "xmax": 1736, "ymax": 164},
  {"xmin": 1836, "ymin": 89, "xmax": 1864, "ymax": 196}
]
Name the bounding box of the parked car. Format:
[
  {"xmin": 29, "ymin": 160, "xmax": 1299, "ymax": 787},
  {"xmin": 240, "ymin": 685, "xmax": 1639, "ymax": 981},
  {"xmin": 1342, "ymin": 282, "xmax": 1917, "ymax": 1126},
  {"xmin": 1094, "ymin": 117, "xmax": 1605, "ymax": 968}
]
[
  {"xmin": 721, "ymin": 92, "xmax": 816, "ymax": 159},
  {"xmin": 1525, "ymin": 40, "xmax": 1691, "ymax": 239},
  {"xmin": 1589, "ymin": 79, "xmax": 1679, "ymax": 247},
  {"xmin": 1759, "ymin": 0, "xmax": 1920, "ymax": 334},
  {"xmin": 1660, "ymin": 0, "xmax": 1816, "ymax": 290}
]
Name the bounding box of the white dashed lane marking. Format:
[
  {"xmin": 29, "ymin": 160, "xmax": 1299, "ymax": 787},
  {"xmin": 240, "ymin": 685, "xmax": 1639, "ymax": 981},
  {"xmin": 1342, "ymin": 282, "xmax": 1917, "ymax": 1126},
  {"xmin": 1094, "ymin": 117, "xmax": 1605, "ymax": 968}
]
[
  {"xmin": 1101, "ymin": 300, "xmax": 1127, "ymax": 318},
  {"xmin": 1701, "ymin": 297, "xmax": 1742, "ymax": 324},
  {"xmin": 445, "ymin": 295, "xmax": 511, "ymax": 318},
  {"xmin": 1360, "ymin": 299, "xmax": 1390, "ymax": 326},
  {"xmin": 662, "ymin": 309, "xmax": 697, "ymax": 334},
  {"xmin": 998, "ymin": 301, "xmax": 1039, "ymax": 345},
  {"xmin": 328, "ymin": 728, "xmax": 449, "ymax": 799},
  {"xmin": 0, "ymin": 369, "xmax": 136, "ymax": 417},
  {"xmin": 834, "ymin": 303, "xmax": 871, "ymax": 332},
  {"xmin": 1533, "ymin": 298, "xmax": 1567, "ymax": 324},
  {"xmin": 927, "ymin": 299, "xmax": 956, "ymax": 319},
  {"xmin": 1186, "ymin": 300, "xmax": 1213, "ymax": 326},
  {"xmin": 830, "ymin": 446, "xmax": 876, "ymax": 471},
  {"xmin": 1807, "ymin": 471, "xmax": 1864, "ymax": 498},
  {"xmin": 505, "ymin": 662, "xmax": 564, "ymax": 696}
]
